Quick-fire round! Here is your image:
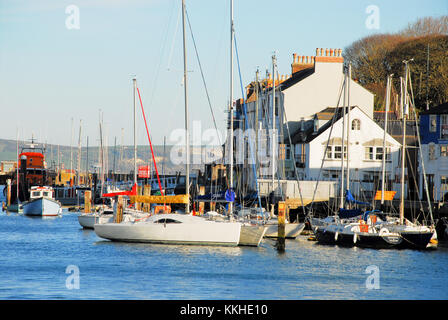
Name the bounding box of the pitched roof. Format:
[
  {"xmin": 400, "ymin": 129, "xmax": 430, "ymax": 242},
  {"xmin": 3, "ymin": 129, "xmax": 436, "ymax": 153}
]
[
  {"xmin": 287, "ymin": 106, "xmax": 355, "ymax": 144},
  {"xmin": 279, "ymin": 67, "xmax": 315, "ymax": 91}
]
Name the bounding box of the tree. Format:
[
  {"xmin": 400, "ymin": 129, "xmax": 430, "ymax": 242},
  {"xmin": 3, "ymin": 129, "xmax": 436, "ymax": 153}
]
[{"xmin": 343, "ymin": 16, "xmax": 448, "ymax": 110}]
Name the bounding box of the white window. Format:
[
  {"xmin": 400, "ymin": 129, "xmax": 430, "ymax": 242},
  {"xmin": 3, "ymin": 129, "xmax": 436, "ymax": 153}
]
[
  {"xmin": 325, "ymin": 145, "xmax": 346, "ymax": 159},
  {"xmin": 441, "ymin": 145, "xmax": 448, "ymax": 157},
  {"xmin": 441, "ymin": 115, "xmax": 448, "ymax": 139},
  {"xmin": 365, "ymin": 147, "xmax": 374, "ymax": 160},
  {"xmin": 352, "ymin": 119, "xmax": 361, "ymax": 130},
  {"xmin": 430, "ymin": 115, "xmax": 437, "ymax": 132}
]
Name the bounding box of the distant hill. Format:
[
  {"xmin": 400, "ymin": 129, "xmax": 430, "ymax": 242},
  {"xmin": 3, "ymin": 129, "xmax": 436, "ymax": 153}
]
[{"xmin": 0, "ymin": 138, "xmax": 223, "ymax": 174}]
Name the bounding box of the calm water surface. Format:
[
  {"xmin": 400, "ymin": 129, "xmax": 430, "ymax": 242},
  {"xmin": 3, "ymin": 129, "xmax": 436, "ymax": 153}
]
[{"xmin": 1, "ymin": 187, "xmax": 447, "ymax": 300}]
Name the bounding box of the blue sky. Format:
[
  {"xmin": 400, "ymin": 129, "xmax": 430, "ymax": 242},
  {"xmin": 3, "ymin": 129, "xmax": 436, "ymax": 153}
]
[{"xmin": 0, "ymin": 0, "xmax": 447, "ymax": 147}]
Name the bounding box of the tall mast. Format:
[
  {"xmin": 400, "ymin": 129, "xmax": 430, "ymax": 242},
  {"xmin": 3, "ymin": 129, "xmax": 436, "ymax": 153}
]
[
  {"xmin": 345, "ymin": 63, "xmax": 351, "ymax": 192},
  {"xmin": 70, "ymin": 117, "xmax": 74, "ymax": 185},
  {"xmin": 182, "ymin": 0, "xmax": 190, "ymax": 214},
  {"xmin": 271, "ymin": 54, "xmax": 277, "ymax": 191},
  {"xmin": 255, "ymin": 68, "xmax": 259, "ymax": 178},
  {"xmin": 400, "ymin": 59, "xmax": 411, "ymax": 224},
  {"xmin": 228, "ymin": 0, "xmax": 234, "ymax": 215},
  {"xmin": 381, "ymin": 74, "xmax": 392, "ymax": 205},
  {"xmin": 339, "ymin": 72, "xmax": 347, "ymax": 209},
  {"xmin": 77, "ymin": 119, "xmax": 82, "ymax": 185},
  {"xmin": 133, "ymin": 78, "xmax": 137, "ymax": 186},
  {"xmin": 16, "ymin": 128, "xmax": 19, "ymax": 202},
  {"xmin": 86, "ymin": 136, "xmax": 89, "ymax": 176}
]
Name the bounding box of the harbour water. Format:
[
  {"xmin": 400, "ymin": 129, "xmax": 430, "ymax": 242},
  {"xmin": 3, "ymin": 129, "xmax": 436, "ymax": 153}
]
[{"xmin": 1, "ymin": 186, "xmax": 447, "ymax": 300}]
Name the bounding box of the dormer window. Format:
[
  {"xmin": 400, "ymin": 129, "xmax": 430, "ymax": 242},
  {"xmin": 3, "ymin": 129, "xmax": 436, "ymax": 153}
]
[{"xmin": 352, "ymin": 119, "xmax": 361, "ymax": 130}]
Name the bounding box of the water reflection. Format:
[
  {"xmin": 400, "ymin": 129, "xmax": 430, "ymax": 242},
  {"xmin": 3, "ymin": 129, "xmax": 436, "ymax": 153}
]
[{"xmin": 93, "ymin": 240, "xmax": 245, "ymax": 257}]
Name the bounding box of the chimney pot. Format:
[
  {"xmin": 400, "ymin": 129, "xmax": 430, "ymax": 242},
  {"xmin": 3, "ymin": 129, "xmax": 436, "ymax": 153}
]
[
  {"xmin": 325, "ymin": 48, "xmax": 329, "ymax": 56},
  {"xmin": 293, "ymin": 53, "xmax": 297, "ymax": 63},
  {"xmin": 330, "ymin": 49, "xmax": 334, "ymax": 56}
]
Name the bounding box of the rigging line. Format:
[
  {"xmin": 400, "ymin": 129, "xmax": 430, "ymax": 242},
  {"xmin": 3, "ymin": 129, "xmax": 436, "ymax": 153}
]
[
  {"xmin": 233, "ymin": 33, "xmax": 262, "ymax": 210},
  {"xmin": 408, "ymin": 66, "xmax": 435, "ymax": 226},
  {"xmin": 136, "ymin": 86, "xmax": 164, "ymax": 197},
  {"xmin": 308, "ymin": 75, "xmax": 347, "ymax": 217},
  {"xmin": 167, "ymin": 2, "xmax": 182, "ymax": 71},
  {"xmin": 277, "ymin": 80, "xmax": 306, "ymax": 216},
  {"xmin": 148, "ymin": 0, "xmax": 177, "ymax": 110},
  {"xmin": 185, "ymin": 8, "xmax": 222, "ymax": 147},
  {"xmin": 405, "ymin": 146, "xmax": 424, "ymax": 222}
]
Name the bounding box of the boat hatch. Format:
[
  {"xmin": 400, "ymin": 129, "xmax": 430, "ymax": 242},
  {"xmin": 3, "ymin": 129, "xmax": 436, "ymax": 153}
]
[{"xmin": 154, "ymin": 218, "xmax": 182, "ymax": 224}]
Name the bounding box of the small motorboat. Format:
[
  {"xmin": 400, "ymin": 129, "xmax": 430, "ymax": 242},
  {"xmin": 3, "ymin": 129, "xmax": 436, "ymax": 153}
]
[{"xmin": 22, "ymin": 186, "xmax": 62, "ymax": 216}]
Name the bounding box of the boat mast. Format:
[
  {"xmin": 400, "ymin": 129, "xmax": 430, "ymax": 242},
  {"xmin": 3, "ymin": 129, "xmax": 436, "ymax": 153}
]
[
  {"xmin": 400, "ymin": 59, "xmax": 413, "ymax": 225},
  {"xmin": 339, "ymin": 71, "xmax": 347, "ymax": 210},
  {"xmin": 228, "ymin": 0, "xmax": 234, "ymax": 215},
  {"xmin": 381, "ymin": 74, "xmax": 392, "ymax": 206},
  {"xmin": 70, "ymin": 117, "xmax": 74, "ymax": 185},
  {"xmin": 255, "ymin": 68, "xmax": 259, "ymax": 178},
  {"xmin": 133, "ymin": 78, "xmax": 137, "ymax": 187},
  {"xmin": 77, "ymin": 119, "xmax": 82, "ymax": 185},
  {"xmin": 182, "ymin": 0, "xmax": 190, "ymax": 214},
  {"xmin": 271, "ymin": 54, "xmax": 277, "ymax": 194},
  {"xmin": 345, "ymin": 63, "xmax": 351, "ymax": 194},
  {"xmin": 16, "ymin": 128, "xmax": 19, "ymax": 202}
]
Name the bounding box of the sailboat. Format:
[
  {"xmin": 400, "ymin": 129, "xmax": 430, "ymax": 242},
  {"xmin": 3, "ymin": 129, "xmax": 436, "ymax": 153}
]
[
  {"xmin": 94, "ymin": 0, "xmax": 242, "ymax": 246},
  {"xmin": 313, "ymin": 61, "xmax": 437, "ymax": 250}
]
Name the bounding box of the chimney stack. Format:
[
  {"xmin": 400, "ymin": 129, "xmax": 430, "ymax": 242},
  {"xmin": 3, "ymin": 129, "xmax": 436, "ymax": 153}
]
[{"xmin": 291, "ymin": 53, "xmax": 315, "ymax": 74}]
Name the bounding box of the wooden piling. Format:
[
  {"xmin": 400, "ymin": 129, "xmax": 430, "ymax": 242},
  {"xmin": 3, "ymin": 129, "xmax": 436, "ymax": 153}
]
[
  {"xmin": 84, "ymin": 190, "xmax": 91, "ymax": 213},
  {"xmin": 143, "ymin": 185, "xmax": 151, "ymax": 212},
  {"xmin": 115, "ymin": 195, "xmax": 124, "ymax": 223},
  {"xmin": 199, "ymin": 185, "xmax": 205, "ymax": 215},
  {"xmin": 277, "ymin": 201, "xmax": 286, "ymax": 252},
  {"xmin": 6, "ymin": 179, "xmax": 11, "ymax": 207},
  {"xmin": 135, "ymin": 185, "xmax": 142, "ymax": 210}
]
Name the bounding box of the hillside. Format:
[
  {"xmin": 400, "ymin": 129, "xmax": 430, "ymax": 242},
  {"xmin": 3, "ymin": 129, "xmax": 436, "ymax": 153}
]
[{"xmin": 0, "ymin": 138, "xmax": 223, "ymax": 174}]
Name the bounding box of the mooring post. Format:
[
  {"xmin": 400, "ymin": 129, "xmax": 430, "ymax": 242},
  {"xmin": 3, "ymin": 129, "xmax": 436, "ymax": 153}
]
[
  {"xmin": 143, "ymin": 185, "xmax": 151, "ymax": 212},
  {"xmin": 6, "ymin": 179, "xmax": 11, "ymax": 207},
  {"xmin": 135, "ymin": 185, "xmax": 142, "ymax": 211},
  {"xmin": 277, "ymin": 201, "xmax": 286, "ymax": 252},
  {"xmin": 84, "ymin": 190, "xmax": 91, "ymax": 214}
]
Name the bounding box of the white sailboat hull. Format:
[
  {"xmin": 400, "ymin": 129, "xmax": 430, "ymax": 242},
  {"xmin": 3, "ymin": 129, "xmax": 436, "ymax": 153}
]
[
  {"xmin": 23, "ymin": 197, "xmax": 61, "ymax": 216},
  {"xmin": 239, "ymin": 225, "xmax": 266, "ymax": 246},
  {"xmin": 78, "ymin": 214, "xmax": 114, "ymax": 229},
  {"xmin": 94, "ymin": 213, "xmax": 241, "ymax": 246}
]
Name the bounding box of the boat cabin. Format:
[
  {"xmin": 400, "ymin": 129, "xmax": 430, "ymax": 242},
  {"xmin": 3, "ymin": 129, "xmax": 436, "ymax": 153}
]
[{"xmin": 30, "ymin": 186, "xmax": 54, "ymax": 200}]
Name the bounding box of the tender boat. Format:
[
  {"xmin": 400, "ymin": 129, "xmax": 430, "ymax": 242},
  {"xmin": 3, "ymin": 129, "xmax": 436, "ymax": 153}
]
[
  {"xmin": 94, "ymin": 213, "xmax": 242, "ymax": 246},
  {"xmin": 78, "ymin": 206, "xmax": 149, "ymax": 229},
  {"xmin": 22, "ymin": 186, "xmax": 62, "ymax": 216}
]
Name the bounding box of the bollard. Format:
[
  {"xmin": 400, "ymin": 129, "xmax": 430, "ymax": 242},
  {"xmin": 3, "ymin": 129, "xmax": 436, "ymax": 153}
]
[
  {"xmin": 143, "ymin": 185, "xmax": 151, "ymax": 213},
  {"xmin": 6, "ymin": 179, "xmax": 11, "ymax": 207},
  {"xmin": 199, "ymin": 186, "xmax": 205, "ymax": 215},
  {"xmin": 135, "ymin": 185, "xmax": 142, "ymax": 211},
  {"xmin": 115, "ymin": 195, "xmax": 124, "ymax": 223},
  {"xmin": 84, "ymin": 190, "xmax": 91, "ymax": 214},
  {"xmin": 277, "ymin": 201, "xmax": 286, "ymax": 252}
]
